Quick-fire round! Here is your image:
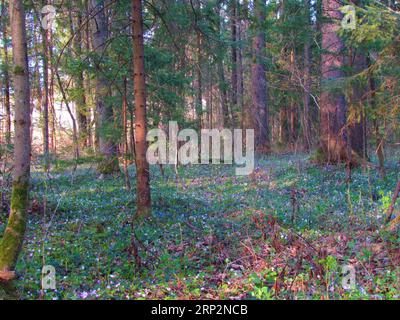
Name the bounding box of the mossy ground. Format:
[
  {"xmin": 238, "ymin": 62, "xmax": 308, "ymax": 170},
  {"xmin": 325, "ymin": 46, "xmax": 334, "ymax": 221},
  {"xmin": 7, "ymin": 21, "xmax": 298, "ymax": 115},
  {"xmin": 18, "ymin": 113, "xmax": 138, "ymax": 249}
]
[{"xmin": 0, "ymin": 151, "xmax": 399, "ymax": 300}]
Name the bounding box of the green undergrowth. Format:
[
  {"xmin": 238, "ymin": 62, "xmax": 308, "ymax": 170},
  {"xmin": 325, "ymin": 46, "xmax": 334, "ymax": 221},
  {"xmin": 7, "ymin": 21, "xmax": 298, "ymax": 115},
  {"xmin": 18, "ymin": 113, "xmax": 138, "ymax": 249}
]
[{"xmin": 0, "ymin": 152, "xmax": 398, "ymax": 300}]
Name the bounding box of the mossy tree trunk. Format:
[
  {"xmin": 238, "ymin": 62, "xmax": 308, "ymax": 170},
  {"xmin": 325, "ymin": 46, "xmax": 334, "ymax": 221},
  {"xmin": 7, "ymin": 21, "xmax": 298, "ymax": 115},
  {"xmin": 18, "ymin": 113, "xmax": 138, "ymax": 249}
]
[{"xmin": 0, "ymin": 0, "xmax": 31, "ymax": 285}]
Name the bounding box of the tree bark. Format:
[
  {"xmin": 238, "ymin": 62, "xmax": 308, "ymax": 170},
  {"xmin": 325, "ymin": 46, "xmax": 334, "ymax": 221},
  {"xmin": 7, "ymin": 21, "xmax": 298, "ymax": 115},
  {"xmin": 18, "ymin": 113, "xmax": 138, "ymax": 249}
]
[
  {"xmin": 302, "ymin": 0, "xmax": 312, "ymax": 151},
  {"xmin": 348, "ymin": 50, "xmax": 368, "ymax": 159},
  {"xmin": 319, "ymin": 0, "xmax": 350, "ymax": 163},
  {"xmin": 251, "ymin": 0, "xmax": 269, "ymax": 153},
  {"xmin": 348, "ymin": 0, "xmax": 367, "ymax": 160},
  {"xmin": 89, "ymin": 0, "xmax": 119, "ymax": 174},
  {"xmin": 289, "ymin": 49, "xmax": 298, "ymax": 147},
  {"xmin": 195, "ymin": 30, "xmax": 203, "ymax": 130},
  {"xmin": 40, "ymin": 0, "xmax": 50, "ymax": 167},
  {"xmin": 0, "ymin": 0, "xmax": 31, "ymax": 282},
  {"xmin": 230, "ymin": 0, "xmax": 238, "ymax": 125},
  {"xmin": 1, "ymin": 0, "xmax": 11, "ymax": 144},
  {"xmin": 123, "ymin": 77, "xmax": 131, "ymax": 191},
  {"xmin": 71, "ymin": 3, "xmax": 89, "ymax": 148},
  {"xmin": 132, "ymin": 0, "xmax": 151, "ymax": 216},
  {"xmin": 237, "ymin": 3, "xmax": 245, "ymax": 130},
  {"xmin": 216, "ymin": 2, "xmax": 231, "ymax": 128}
]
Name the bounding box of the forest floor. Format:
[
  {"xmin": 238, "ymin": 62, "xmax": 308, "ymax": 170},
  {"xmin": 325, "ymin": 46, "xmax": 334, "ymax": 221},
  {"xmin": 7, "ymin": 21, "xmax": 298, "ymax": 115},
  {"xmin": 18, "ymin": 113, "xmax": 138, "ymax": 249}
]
[{"xmin": 1, "ymin": 151, "xmax": 399, "ymax": 300}]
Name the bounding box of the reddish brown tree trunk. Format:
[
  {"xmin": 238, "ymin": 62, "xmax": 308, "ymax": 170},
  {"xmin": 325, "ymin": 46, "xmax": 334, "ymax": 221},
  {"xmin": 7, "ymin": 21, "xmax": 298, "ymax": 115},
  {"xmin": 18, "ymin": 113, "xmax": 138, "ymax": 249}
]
[
  {"xmin": 320, "ymin": 0, "xmax": 348, "ymax": 163},
  {"xmin": 132, "ymin": 0, "xmax": 151, "ymax": 216}
]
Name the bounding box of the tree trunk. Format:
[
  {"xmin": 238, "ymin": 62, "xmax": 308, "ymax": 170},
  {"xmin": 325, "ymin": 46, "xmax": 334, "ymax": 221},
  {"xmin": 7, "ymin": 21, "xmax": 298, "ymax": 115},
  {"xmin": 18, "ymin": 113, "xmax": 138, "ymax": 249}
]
[
  {"xmin": 230, "ymin": 0, "xmax": 238, "ymax": 125},
  {"xmin": 348, "ymin": 0, "xmax": 367, "ymax": 160},
  {"xmin": 1, "ymin": 0, "xmax": 11, "ymax": 144},
  {"xmin": 302, "ymin": 0, "xmax": 312, "ymax": 151},
  {"xmin": 85, "ymin": 0, "xmax": 94, "ymax": 149},
  {"xmin": 48, "ymin": 28, "xmax": 56, "ymax": 155},
  {"xmin": 90, "ymin": 0, "xmax": 119, "ymax": 174},
  {"xmin": 237, "ymin": 9, "xmax": 245, "ymax": 130},
  {"xmin": 251, "ymin": 0, "xmax": 269, "ymax": 153},
  {"xmin": 217, "ymin": 60, "xmax": 230, "ymax": 128},
  {"xmin": 0, "ymin": 0, "xmax": 31, "ymax": 283},
  {"xmin": 196, "ymin": 30, "xmax": 203, "ymax": 130},
  {"xmin": 40, "ymin": 0, "xmax": 50, "ymax": 167},
  {"xmin": 368, "ymin": 57, "xmax": 385, "ymax": 178},
  {"xmin": 123, "ymin": 77, "xmax": 131, "ymax": 191},
  {"xmin": 319, "ymin": 0, "xmax": 350, "ymax": 163},
  {"xmin": 348, "ymin": 50, "xmax": 367, "ymax": 159},
  {"xmin": 279, "ymin": 106, "xmax": 288, "ymax": 145},
  {"xmin": 239, "ymin": 0, "xmax": 249, "ymax": 131},
  {"xmin": 71, "ymin": 4, "xmax": 89, "ymax": 149},
  {"xmin": 216, "ymin": 2, "xmax": 231, "ymax": 128},
  {"xmin": 132, "ymin": 0, "xmax": 151, "ymax": 216},
  {"xmin": 289, "ymin": 49, "xmax": 298, "ymax": 147}
]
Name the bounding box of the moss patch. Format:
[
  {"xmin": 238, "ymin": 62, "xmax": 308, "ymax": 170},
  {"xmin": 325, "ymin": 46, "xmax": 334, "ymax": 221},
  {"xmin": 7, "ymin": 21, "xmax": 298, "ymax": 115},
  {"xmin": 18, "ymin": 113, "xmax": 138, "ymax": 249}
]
[
  {"xmin": 97, "ymin": 157, "xmax": 120, "ymax": 175},
  {"xmin": 0, "ymin": 181, "xmax": 29, "ymax": 272},
  {"xmin": 13, "ymin": 65, "xmax": 25, "ymax": 76}
]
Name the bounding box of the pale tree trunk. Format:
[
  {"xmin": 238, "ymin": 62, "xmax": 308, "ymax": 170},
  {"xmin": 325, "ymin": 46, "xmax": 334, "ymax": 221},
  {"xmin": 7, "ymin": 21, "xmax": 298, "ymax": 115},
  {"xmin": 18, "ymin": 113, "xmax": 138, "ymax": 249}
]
[
  {"xmin": 1, "ymin": 0, "xmax": 11, "ymax": 144},
  {"xmin": 90, "ymin": 0, "xmax": 119, "ymax": 174},
  {"xmin": 132, "ymin": 0, "xmax": 151, "ymax": 216},
  {"xmin": 251, "ymin": 0, "xmax": 269, "ymax": 153},
  {"xmin": 0, "ymin": 0, "xmax": 31, "ymax": 284},
  {"xmin": 320, "ymin": 0, "xmax": 350, "ymax": 163}
]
